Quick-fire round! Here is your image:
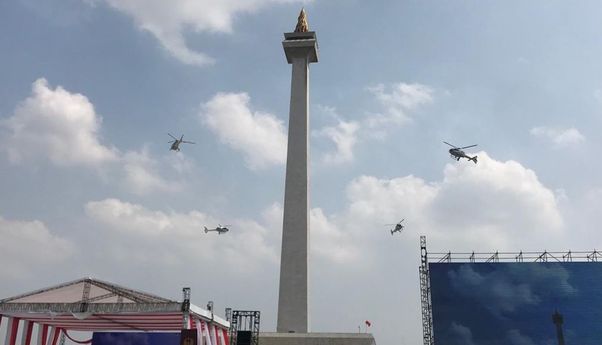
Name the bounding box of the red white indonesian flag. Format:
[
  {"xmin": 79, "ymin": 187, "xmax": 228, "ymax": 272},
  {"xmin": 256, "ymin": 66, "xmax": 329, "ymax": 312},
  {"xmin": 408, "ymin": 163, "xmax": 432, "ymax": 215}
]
[{"xmin": 365, "ymin": 320, "xmax": 371, "ymax": 327}]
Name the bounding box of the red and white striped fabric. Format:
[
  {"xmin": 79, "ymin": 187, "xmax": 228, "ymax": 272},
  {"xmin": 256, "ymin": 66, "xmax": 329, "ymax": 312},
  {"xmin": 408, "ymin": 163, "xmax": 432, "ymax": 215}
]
[
  {"xmin": 0, "ymin": 314, "xmax": 228, "ymax": 345},
  {"xmin": 223, "ymin": 329, "xmax": 230, "ymax": 345},
  {"xmin": 217, "ymin": 329, "xmax": 226, "ymax": 345},
  {"xmin": 202, "ymin": 320, "xmax": 213, "ymax": 345},
  {"xmin": 195, "ymin": 319, "xmax": 203, "ymax": 345},
  {"xmin": 8, "ymin": 312, "xmax": 186, "ymax": 331},
  {"xmin": 36, "ymin": 324, "xmax": 49, "ymax": 345},
  {"xmin": 19, "ymin": 320, "xmax": 34, "ymax": 345},
  {"xmin": 4, "ymin": 316, "xmax": 20, "ymax": 345},
  {"xmin": 47, "ymin": 327, "xmax": 61, "ymax": 345},
  {"xmin": 210, "ymin": 323, "xmax": 218, "ymax": 345}
]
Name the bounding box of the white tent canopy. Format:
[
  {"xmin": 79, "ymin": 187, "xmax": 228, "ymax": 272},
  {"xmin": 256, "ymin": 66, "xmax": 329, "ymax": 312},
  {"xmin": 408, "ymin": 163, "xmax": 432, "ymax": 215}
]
[{"xmin": 0, "ymin": 277, "xmax": 229, "ymax": 344}]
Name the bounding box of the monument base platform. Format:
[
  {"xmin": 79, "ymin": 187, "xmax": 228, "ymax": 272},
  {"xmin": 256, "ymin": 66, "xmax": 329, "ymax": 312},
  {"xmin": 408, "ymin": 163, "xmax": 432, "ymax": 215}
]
[{"xmin": 259, "ymin": 332, "xmax": 376, "ymax": 345}]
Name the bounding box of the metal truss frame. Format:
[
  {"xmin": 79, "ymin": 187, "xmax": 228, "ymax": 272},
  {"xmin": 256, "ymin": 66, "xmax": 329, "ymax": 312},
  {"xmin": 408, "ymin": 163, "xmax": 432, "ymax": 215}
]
[
  {"xmin": 428, "ymin": 249, "xmax": 602, "ymax": 263},
  {"xmin": 0, "ymin": 302, "xmax": 182, "ymax": 314},
  {"xmin": 229, "ymin": 310, "xmax": 260, "ymax": 345},
  {"xmin": 419, "ymin": 236, "xmax": 434, "ymax": 345}
]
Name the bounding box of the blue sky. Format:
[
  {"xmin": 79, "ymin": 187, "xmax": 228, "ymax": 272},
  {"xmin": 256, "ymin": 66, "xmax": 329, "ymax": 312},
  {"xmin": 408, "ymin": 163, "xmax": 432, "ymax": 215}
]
[
  {"xmin": 2, "ymin": 1, "xmax": 602, "ymax": 344},
  {"xmin": 431, "ymin": 262, "xmax": 602, "ymax": 345}
]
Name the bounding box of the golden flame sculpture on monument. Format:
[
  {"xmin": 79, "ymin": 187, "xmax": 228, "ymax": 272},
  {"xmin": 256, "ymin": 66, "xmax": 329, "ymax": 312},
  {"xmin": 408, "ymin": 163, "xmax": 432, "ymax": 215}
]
[{"xmin": 295, "ymin": 8, "xmax": 309, "ymax": 33}]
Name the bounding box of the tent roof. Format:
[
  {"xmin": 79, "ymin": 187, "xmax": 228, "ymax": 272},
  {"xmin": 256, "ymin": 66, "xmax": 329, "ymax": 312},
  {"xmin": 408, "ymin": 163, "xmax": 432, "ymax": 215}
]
[
  {"xmin": 1, "ymin": 277, "xmax": 174, "ymax": 304},
  {"xmin": 0, "ymin": 277, "xmax": 229, "ymax": 330}
]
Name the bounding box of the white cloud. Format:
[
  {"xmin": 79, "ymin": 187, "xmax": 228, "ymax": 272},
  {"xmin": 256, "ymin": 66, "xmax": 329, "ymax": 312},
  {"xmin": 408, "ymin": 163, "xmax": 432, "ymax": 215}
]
[
  {"xmin": 266, "ymin": 203, "xmax": 360, "ymax": 264},
  {"xmin": 366, "ymin": 82, "xmax": 434, "ymax": 127},
  {"xmin": 258, "ymin": 151, "xmax": 563, "ymax": 269},
  {"xmin": 0, "ymin": 215, "xmax": 74, "ymax": 278},
  {"xmin": 1, "ymin": 78, "xmax": 186, "ymax": 195},
  {"xmin": 314, "ymin": 119, "xmax": 359, "ymax": 164},
  {"xmin": 94, "ymin": 0, "xmax": 303, "ymax": 66},
  {"xmin": 201, "ymin": 92, "xmax": 287, "ymax": 170},
  {"xmin": 1, "ymin": 78, "xmax": 118, "ymax": 166},
  {"xmin": 311, "ymin": 208, "xmax": 359, "ymax": 263},
  {"xmin": 530, "ymin": 126, "xmax": 585, "ymax": 148},
  {"xmin": 330, "ymin": 151, "xmax": 563, "ymax": 252},
  {"xmin": 121, "ymin": 149, "xmax": 181, "ymax": 195},
  {"xmin": 85, "ymin": 198, "xmax": 279, "ymax": 271}
]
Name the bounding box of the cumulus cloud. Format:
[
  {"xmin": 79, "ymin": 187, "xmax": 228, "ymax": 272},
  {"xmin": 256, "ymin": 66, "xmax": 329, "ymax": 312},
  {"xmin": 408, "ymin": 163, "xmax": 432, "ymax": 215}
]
[
  {"xmin": 255, "ymin": 151, "xmax": 564, "ymax": 270},
  {"xmin": 0, "ymin": 215, "xmax": 74, "ymax": 278},
  {"xmin": 530, "ymin": 126, "xmax": 585, "ymax": 148},
  {"xmin": 266, "ymin": 203, "xmax": 360, "ymax": 264},
  {"xmin": 201, "ymin": 92, "xmax": 287, "ymax": 170},
  {"xmin": 365, "ymin": 83, "xmax": 434, "ymax": 127},
  {"xmin": 330, "ymin": 151, "xmax": 563, "ymax": 252},
  {"xmin": 1, "ymin": 78, "xmax": 185, "ymax": 195},
  {"xmin": 1, "ymin": 78, "xmax": 118, "ymax": 166},
  {"xmin": 93, "ymin": 0, "xmax": 303, "ymax": 66},
  {"xmin": 121, "ymin": 149, "xmax": 181, "ymax": 195},
  {"xmin": 314, "ymin": 119, "xmax": 359, "ymax": 164},
  {"xmin": 85, "ymin": 198, "xmax": 279, "ymax": 271}
]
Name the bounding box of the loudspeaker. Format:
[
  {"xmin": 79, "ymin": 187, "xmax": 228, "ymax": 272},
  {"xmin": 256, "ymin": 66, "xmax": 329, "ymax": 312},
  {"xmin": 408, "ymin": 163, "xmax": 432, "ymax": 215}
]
[{"xmin": 236, "ymin": 330, "xmax": 253, "ymax": 345}]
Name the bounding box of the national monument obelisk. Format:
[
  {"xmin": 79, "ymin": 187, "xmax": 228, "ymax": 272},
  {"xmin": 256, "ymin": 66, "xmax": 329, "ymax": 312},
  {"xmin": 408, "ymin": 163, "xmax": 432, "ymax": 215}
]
[{"xmin": 277, "ymin": 9, "xmax": 318, "ymax": 333}]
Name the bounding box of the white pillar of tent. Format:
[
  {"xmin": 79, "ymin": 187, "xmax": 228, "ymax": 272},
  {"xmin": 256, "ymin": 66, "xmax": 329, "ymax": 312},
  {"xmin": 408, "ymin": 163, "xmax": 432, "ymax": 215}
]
[
  {"xmin": 4, "ymin": 317, "xmax": 20, "ymax": 345},
  {"xmin": 218, "ymin": 328, "xmax": 226, "ymax": 345},
  {"xmin": 195, "ymin": 319, "xmax": 204, "ymax": 345},
  {"xmin": 19, "ymin": 320, "xmax": 34, "ymax": 345},
  {"xmin": 203, "ymin": 320, "xmax": 213, "ymax": 345},
  {"xmin": 47, "ymin": 326, "xmax": 59, "ymax": 345},
  {"xmin": 36, "ymin": 324, "xmax": 49, "ymax": 345},
  {"xmin": 210, "ymin": 323, "xmax": 218, "ymax": 345}
]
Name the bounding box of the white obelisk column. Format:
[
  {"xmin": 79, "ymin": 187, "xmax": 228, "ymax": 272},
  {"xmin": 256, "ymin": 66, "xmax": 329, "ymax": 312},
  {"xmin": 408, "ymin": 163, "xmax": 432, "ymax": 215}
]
[{"xmin": 277, "ymin": 10, "xmax": 319, "ymax": 334}]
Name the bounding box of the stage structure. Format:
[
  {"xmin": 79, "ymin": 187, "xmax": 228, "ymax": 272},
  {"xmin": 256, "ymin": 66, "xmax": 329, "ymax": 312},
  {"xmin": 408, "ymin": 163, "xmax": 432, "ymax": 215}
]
[
  {"xmin": 419, "ymin": 236, "xmax": 602, "ymax": 345},
  {"xmin": 229, "ymin": 311, "xmax": 260, "ymax": 345},
  {"xmin": 0, "ymin": 277, "xmax": 230, "ymax": 345}
]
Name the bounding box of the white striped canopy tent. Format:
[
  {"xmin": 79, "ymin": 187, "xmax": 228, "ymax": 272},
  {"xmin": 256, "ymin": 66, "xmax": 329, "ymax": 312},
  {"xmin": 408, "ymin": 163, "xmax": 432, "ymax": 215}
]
[{"xmin": 0, "ymin": 277, "xmax": 230, "ymax": 345}]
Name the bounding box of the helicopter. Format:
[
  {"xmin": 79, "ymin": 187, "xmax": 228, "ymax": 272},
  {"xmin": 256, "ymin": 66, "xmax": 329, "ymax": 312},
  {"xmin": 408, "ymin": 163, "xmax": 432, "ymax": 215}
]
[
  {"xmin": 385, "ymin": 219, "xmax": 405, "ymax": 235},
  {"xmin": 443, "ymin": 141, "xmax": 478, "ymax": 164},
  {"xmin": 204, "ymin": 225, "xmax": 230, "ymax": 235},
  {"xmin": 168, "ymin": 133, "xmax": 195, "ymax": 152}
]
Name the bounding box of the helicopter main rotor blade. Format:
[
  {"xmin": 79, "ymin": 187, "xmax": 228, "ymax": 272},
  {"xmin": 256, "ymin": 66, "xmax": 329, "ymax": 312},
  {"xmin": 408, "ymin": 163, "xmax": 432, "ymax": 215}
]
[
  {"xmin": 168, "ymin": 133, "xmax": 178, "ymax": 140},
  {"xmin": 459, "ymin": 144, "xmax": 477, "ymax": 149},
  {"xmin": 399, "ymin": 219, "xmax": 405, "ymax": 223},
  {"xmin": 443, "ymin": 141, "xmax": 458, "ymax": 148},
  {"xmin": 182, "ymin": 141, "xmax": 195, "ymax": 144}
]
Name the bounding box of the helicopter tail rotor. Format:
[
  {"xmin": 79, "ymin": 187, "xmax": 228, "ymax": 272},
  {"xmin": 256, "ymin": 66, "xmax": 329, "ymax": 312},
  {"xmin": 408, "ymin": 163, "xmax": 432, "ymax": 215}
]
[
  {"xmin": 204, "ymin": 226, "xmax": 209, "ymax": 233},
  {"xmin": 470, "ymin": 156, "xmax": 478, "ymax": 164}
]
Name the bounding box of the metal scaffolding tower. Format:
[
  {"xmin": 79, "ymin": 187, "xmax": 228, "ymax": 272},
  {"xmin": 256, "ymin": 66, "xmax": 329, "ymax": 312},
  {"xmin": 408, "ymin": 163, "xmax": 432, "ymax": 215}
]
[
  {"xmin": 229, "ymin": 310, "xmax": 260, "ymax": 345},
  {"xmin": 419, "ymin": 236, "xmax": 434, "ymax": 345}
]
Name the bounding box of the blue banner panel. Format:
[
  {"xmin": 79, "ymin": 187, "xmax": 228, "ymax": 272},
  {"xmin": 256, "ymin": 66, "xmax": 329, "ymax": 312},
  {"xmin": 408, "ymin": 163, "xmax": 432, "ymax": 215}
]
[
  {"xmin": 92, "ymin": 332, "xmax": 180, "ymax": 345},
  {"xmin": 430, "ymin": 262, "xmax": 602, "ymax": 345}
]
